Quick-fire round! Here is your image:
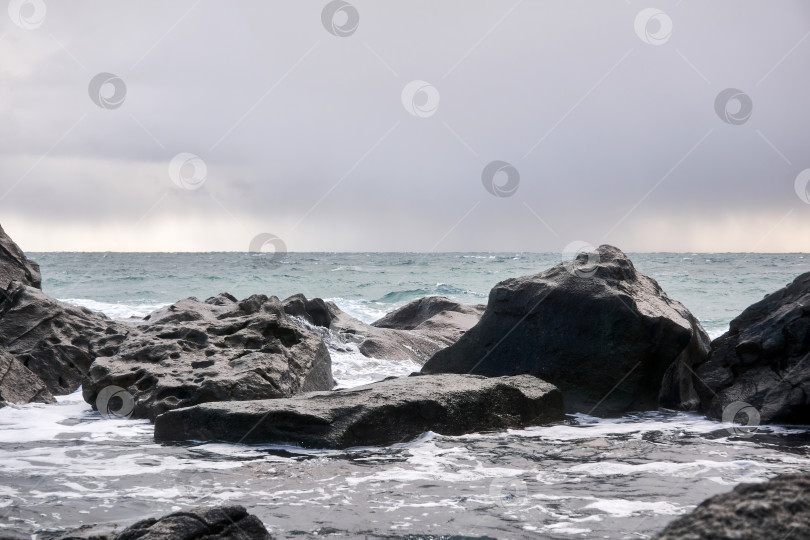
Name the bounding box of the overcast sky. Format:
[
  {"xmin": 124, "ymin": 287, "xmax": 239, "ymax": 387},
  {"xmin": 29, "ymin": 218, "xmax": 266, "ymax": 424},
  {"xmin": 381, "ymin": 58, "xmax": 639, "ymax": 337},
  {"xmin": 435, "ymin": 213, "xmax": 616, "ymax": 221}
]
[{"xmin": 2, "ymin": 0, "xmax": 810, "ymax": 252}]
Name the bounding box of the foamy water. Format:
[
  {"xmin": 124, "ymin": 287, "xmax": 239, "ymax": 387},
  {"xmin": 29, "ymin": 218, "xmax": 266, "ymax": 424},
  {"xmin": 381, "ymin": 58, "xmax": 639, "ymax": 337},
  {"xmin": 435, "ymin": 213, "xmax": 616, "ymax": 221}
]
[{"xmin": 3, "ymin": 252, "xmax": 809, "ymax": 537}]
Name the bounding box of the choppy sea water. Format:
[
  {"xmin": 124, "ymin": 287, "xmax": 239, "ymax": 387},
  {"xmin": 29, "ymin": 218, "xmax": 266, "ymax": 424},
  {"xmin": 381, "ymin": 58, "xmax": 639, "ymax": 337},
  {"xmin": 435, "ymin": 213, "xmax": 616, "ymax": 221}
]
[{"xmin": 2, "ymin": 252, "xmax": 810, "ymax": 538}]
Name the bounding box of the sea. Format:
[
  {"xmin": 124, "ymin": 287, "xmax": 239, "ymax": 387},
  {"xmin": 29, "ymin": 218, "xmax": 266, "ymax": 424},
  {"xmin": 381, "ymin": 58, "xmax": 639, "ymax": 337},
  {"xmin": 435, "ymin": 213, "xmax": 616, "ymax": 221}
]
[{"xmin": 2, "ymin": 252, "xmax": 810, "ymax": 539}]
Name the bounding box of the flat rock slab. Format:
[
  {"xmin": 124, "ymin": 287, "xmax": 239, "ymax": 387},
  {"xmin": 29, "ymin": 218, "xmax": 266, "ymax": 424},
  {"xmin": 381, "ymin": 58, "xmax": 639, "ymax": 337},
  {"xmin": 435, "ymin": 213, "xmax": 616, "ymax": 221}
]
[
  {"xmin": 654, "ymin": 473, "xmax": 810, "ymax": 540},
  {"xmin": 154, "ymin": 373, "xmax": 564, "ymax": 449}
]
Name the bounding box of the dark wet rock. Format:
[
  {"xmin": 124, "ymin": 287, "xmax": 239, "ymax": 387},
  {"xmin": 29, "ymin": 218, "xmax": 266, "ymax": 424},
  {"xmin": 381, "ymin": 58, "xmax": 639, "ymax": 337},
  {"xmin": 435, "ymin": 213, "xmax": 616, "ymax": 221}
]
[
  {"xmin": 282, "ymin": 295, "xmax": 484, "ymax": 364},
  {"xmin": 154, "ymin": 373, "xmax": 564, "ymax": 449},
  {"xmin": 0, "ymin": 224, "xmax": 41, "ymax": 289},
  {"xmin": 0, "ymin": 282, "xmax": 127, "ymax": 397},
  {"xmin": 654, "ymin": 473, "xmax": 810, "ymax": 540},
  {"xmin": 45, "ymin": 505, "xmax": 272, "ymax": 540},
  {"xmin": 83, "ymin": 294, "xmax": 334, "ymax": 421},
  {"xmin": 371, "ymin": 296, "xmax": 485, "ymax": 330},
  {"xmin": 0, "ymin": 348, "xmax": 54, "ymax": 405},
  {"xmin": 693, "ymin": 272, "xmax": 810, "ymax": 424},
  {"xmin": 421, "ymin": 245, "xmax": 710, "ymax": 416}
]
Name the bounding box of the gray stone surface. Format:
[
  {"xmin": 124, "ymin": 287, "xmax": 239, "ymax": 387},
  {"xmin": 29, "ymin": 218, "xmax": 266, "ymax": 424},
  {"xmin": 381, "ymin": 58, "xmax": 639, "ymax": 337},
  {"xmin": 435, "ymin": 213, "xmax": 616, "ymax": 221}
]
[
  {"xmin": 0, "ymin": 282, "xmax": 126, "ymax": 397},
  {"xmin": 421, "ymin": 245, "xmax": 710, "ymax": 416},
  {"xmin": 654, "ymin": 473, "xmax": 810, "ymax": 540},
  {"xmin": 154, "ymin": 373, "xmax": 564, "ymax": 448},
  {"xmin": 83, "ymin": 294, "xmax": 334, "ymax": 421},
  {"xmin": 0, "ymin": 224, "xmax": 41, "ymax": 289},
  {"xmin": 693, "ymin": 271, "xmax": 810, "ymax": 424}
]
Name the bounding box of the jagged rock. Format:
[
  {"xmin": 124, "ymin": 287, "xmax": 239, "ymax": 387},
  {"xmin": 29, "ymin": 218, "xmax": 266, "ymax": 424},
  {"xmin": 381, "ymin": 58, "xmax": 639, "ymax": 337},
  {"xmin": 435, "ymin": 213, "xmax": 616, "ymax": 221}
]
[
  {"xmin": 44, "ymin": 505, "xmax": 272, "ymax": 540},
  {"xmin": 0, "ymin": 282, "xmax": 127, "ymax": 397},
  {"xmin": 0, "ymin": 224, "xmax": 41, "ymax": 289},
  {"xmin": 693, "ymin": 272, "xmax": 810, "ymax": 424},
  {"xmin": 0, "ymin": 348, "xmax": 53, "ymax": 405},
  {"xmin": 154, "ymin": 373, "xmax": 564, "ymax": 449},
  {"xmin": 654, "ymin": 473, "xmax": 810, "ymax": 540},
  {"xmin": 421, "ymin": 245, "xmax": 710, "ymax": 416},
  {"xmin": 282, "ymin": 295, "xmax": 484, "ymax": 364},
  {"xmin": 83, "ymin": 294, "xmax": 334, "ymax": 421}
]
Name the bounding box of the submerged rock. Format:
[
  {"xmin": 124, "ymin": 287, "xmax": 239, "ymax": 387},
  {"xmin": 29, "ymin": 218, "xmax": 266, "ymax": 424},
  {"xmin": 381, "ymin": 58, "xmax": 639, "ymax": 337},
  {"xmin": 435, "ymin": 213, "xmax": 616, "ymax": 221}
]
[
  {"xmin": 693, "ymin": 272, "xmax": 810, "ymax": 424},
  {"xmin": 44, "ymin": 505, "xmax": 272, "ymax": 540},
  {"xmin": 0, "ymin": 348, "xmax": 53, "ymax": 405},
  {"xmin": 0, "ymin": 282, "xmax": 127, "ymax": 397},
  {"xmin": 654, "ymin": 473, "xmax": 810, "ymax": 540},
  {"xmin": 154, "ymin": 373, "xmax": 564, "ymax": 449},
  {"xmin": 421, "ymin": 245, "xmax": 710, "ymax": 416},
  {"xmin": 0, "ymin": 224, "xmax": 41, "ymax": 289},
  {"xmin": 83, "ymin": 294, "xmax": 334, "ymax": 421},
  {"xmin": 282, "ymin": 294, "xmax": 484, "ymax": 364}
]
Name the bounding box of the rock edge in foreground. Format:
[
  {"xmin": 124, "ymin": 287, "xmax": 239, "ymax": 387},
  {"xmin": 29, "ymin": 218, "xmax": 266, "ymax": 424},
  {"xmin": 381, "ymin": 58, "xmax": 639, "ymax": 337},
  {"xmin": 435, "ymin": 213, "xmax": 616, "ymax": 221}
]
[{"xmin": 154, "ymin": 373, "xmax": 564, "ymax": 449}]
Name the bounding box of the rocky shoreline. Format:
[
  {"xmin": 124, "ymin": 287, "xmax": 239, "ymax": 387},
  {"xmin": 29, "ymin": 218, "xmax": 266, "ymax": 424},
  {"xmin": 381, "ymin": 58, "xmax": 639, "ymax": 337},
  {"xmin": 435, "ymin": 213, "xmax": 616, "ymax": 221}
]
[{"xmin": 2, "ymin": 224, "xmax": 809, "ymax": 538}]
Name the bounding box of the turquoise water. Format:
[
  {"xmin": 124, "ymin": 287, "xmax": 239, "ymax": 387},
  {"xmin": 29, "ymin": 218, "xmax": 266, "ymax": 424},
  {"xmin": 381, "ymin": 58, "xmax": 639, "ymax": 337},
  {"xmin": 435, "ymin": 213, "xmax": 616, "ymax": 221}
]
[
  {"xmin": 4, "ymin": 252, "xmax": 810, "ymax": 539},
  {"xmin": 30, "ymin": 252, "xmax": 810, "ymax": 337}
]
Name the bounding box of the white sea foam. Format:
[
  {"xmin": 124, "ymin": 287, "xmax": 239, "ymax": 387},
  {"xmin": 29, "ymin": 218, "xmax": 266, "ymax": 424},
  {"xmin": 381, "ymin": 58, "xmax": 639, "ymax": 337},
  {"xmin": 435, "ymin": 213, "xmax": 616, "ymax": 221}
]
[{"xmin": 59, "ymin": 298, "xmax": 169, "ymax": 320}]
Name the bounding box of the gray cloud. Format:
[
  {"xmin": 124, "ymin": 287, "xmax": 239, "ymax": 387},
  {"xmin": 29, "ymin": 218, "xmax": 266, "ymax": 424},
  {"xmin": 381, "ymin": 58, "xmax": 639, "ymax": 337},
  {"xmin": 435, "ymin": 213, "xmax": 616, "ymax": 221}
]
[{"xmin": 1, "ymin": 0, "xmax": 810, "ymax": 252}]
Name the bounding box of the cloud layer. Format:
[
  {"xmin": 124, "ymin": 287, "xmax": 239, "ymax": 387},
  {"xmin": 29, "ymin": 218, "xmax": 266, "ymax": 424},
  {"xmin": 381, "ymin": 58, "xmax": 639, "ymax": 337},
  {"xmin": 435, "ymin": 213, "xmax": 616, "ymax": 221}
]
[{"xmin": 2, "ymin": 0, "xmax": 810, "ymax": 252}]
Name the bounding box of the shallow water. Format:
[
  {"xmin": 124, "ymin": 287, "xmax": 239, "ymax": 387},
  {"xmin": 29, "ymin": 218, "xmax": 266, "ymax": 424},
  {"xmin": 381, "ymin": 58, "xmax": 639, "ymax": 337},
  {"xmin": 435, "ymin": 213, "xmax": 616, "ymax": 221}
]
[
  {"xmin": 1, "ymin": 392, "xmax": 809, "ymax": 539},
  {"xmin": 2, "ymin": 252, "xmax": 810, "ymax": 538}
]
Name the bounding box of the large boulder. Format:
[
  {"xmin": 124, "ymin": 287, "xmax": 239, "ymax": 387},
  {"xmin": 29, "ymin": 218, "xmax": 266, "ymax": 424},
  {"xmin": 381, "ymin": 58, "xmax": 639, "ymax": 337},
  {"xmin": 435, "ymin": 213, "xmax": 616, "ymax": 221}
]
[
  {"xmin": 421, "ymin": 245, "xmax": 710, "ymax": 416},
  {"xmin": 0, "ymin": 348, "xmax": 54, "ymax": 405},
  {"xmin": 154, "ymin": 373, "xmax": 564, "ymax": 449},
  {"xmin": 0, "ymin": 282, "xmax": 127, "ymax": 397},
  {"xmin": 0, "ymin": 224, "xmax": 41, "ymax": 289},
  {"xmin": 282, "ymin": 294, "xmax": 484, "ymax": 364},
  {"xmin": 654, "ymin": 473, "xmax": 810, "ymax": 540},
  {"xmin": 83, "ymin": 294, "xmax": 334, "ymax": 421},
  {"xmin": 44, "ymin": 505, "xmax": 272, "ymax": 540},
  {"xmin": 693, "ymin": 272, "xmax": 810, "ymax": 424}
]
